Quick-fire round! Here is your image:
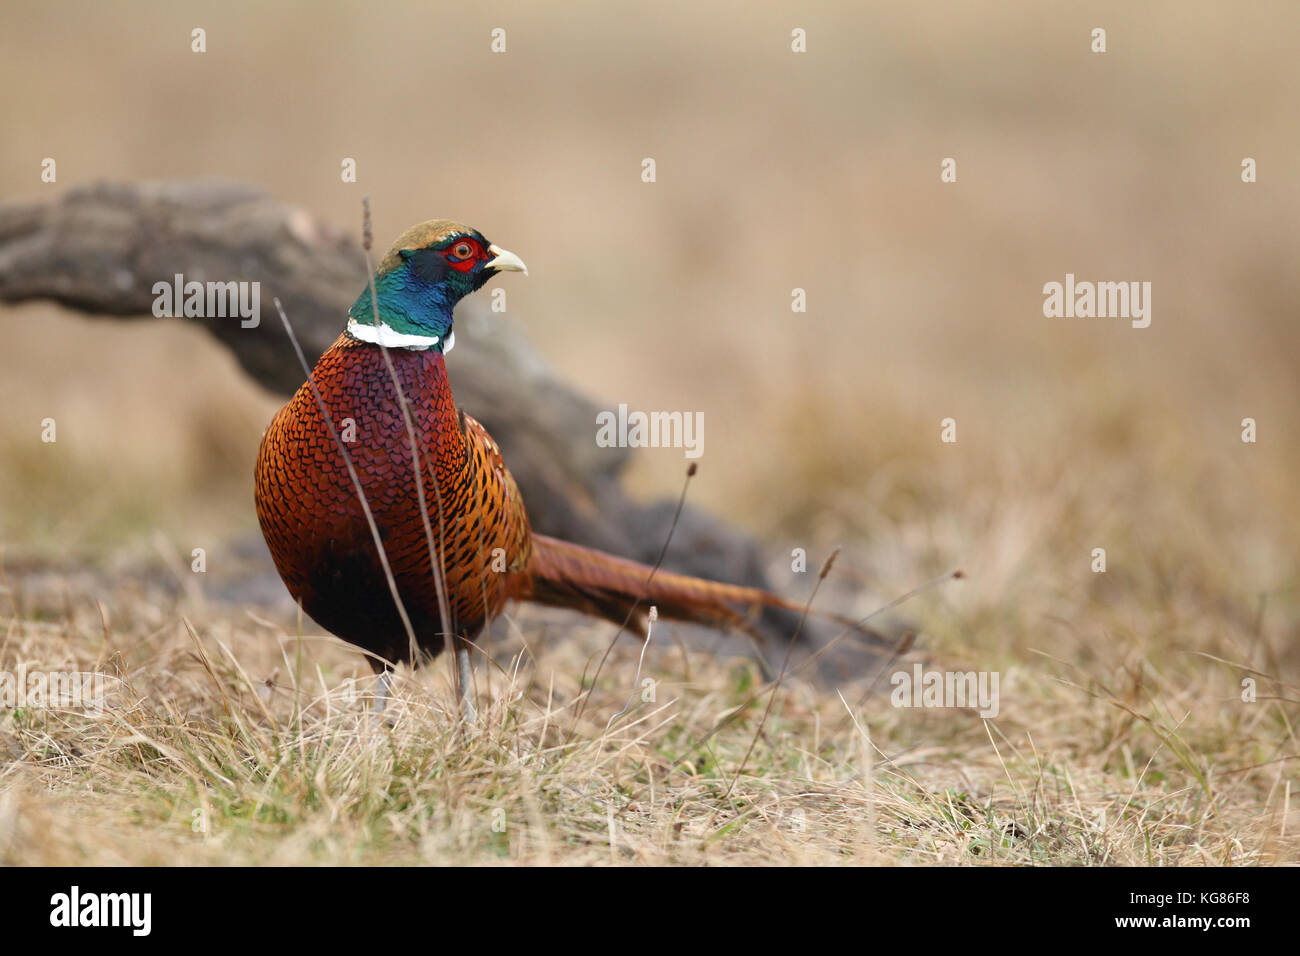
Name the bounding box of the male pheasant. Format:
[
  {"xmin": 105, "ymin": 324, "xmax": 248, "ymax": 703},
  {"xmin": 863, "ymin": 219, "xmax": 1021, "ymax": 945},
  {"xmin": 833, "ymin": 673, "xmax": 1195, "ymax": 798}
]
[{"xmin": 255, "ymin": 220, "xmax": 868, "ymax": 713}]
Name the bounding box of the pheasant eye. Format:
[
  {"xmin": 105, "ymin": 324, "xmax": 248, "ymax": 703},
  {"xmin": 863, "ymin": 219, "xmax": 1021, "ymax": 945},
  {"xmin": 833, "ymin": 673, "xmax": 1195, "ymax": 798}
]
[{"xmin": 451, "ymin": 241, "xmax": 474, "ymax": 259}]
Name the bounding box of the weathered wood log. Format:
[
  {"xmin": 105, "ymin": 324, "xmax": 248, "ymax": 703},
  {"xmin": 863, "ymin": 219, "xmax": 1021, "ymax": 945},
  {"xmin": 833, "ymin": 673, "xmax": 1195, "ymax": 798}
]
[{"xmin": 0, "ymin": 180, "xmax": 782, "ymax": 590}]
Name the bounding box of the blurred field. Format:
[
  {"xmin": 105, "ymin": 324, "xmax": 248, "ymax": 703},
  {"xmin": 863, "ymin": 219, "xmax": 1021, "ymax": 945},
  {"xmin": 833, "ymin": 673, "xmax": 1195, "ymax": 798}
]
[{"xmin": 1, "ymin": 1, "xmax": 1298, "ymax": 864}]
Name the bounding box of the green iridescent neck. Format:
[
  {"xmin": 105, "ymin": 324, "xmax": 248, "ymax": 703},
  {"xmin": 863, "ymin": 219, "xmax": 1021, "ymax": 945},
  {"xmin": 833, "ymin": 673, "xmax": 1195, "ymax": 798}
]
[{"xmin": 346, "ymin": 269, "xmax": 456, "ymax": 350}]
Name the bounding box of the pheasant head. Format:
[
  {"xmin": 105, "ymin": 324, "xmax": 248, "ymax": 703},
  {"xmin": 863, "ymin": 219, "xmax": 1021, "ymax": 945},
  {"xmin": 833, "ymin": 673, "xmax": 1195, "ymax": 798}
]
[{"xmin": 346, "ymin": 219, "xmax": 527, "ymax": 351}]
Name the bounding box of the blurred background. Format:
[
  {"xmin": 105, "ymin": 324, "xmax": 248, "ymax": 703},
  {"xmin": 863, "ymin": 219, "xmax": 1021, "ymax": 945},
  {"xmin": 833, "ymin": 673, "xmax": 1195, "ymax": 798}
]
[{"xmin": 1, "ymin": 0, "xmax": 1297, "ymax": 669}]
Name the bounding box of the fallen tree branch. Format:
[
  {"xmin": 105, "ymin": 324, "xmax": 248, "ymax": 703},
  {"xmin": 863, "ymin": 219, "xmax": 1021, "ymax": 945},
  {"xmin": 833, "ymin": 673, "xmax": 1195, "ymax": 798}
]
[{"xmin": 0, "ymin": 180, "xmax": 780, "ymax": 591}]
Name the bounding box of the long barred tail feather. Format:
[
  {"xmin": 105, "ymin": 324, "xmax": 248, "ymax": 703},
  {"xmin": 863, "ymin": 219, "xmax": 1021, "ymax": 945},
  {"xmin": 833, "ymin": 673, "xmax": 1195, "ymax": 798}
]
[{"xmin": 519, "ymin": 534, "xmax": 879, "ymax": 644}]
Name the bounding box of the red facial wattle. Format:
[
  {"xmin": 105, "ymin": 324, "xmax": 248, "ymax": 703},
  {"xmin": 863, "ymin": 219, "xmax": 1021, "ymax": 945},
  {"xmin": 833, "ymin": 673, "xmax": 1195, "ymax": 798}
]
[{"xmin": 444, "ymin": 237, "xmax": 486, "ymax": 273}]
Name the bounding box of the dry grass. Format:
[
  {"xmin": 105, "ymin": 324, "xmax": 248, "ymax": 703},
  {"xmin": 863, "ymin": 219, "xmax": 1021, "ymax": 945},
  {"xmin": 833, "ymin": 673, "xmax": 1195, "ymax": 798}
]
[{"xmin": 1, "ymin": 556, "xmax": 1294, "ymax": 865}]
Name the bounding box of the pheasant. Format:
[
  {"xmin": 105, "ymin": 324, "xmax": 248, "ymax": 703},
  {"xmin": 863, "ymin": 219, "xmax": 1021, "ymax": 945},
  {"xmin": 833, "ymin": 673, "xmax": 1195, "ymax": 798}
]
[{"xmin": 254, "ymin": 220, "xmax": 871, "ymax": 714}]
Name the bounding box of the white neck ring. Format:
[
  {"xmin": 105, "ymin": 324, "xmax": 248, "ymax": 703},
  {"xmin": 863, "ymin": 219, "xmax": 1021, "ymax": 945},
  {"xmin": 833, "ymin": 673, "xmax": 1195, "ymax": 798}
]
[{"xmin": 347, "ymin": 318, "xmax": 452, "ymax": 352}]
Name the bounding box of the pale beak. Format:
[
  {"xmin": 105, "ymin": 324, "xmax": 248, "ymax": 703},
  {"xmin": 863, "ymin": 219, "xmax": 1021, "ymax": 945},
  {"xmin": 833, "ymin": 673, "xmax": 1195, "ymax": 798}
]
[{"xmin": 486, "ymin": 244, "xmax": 528, "ymax": 276}]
